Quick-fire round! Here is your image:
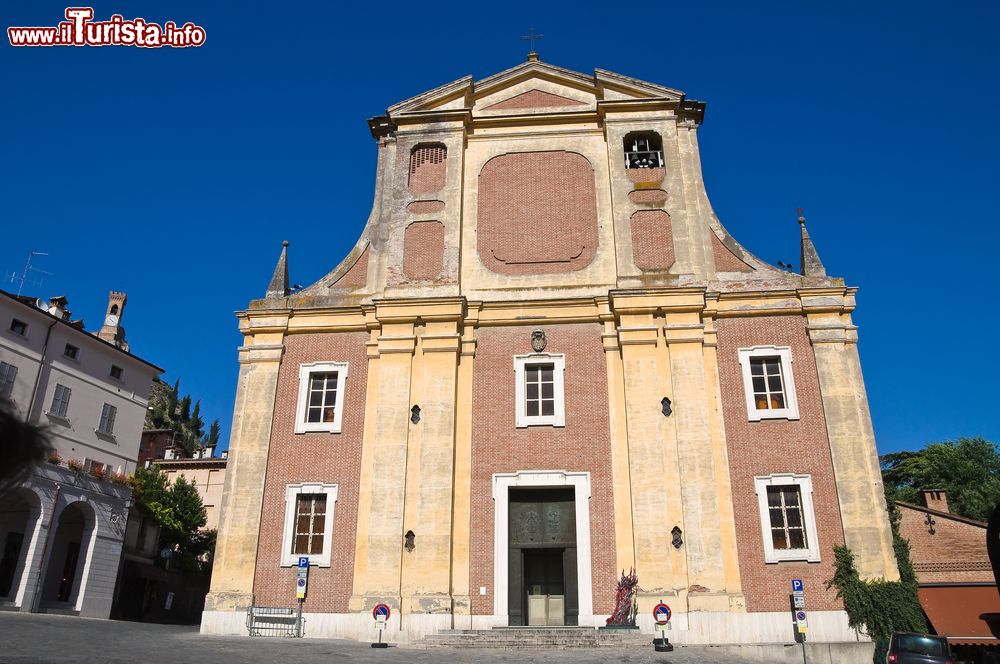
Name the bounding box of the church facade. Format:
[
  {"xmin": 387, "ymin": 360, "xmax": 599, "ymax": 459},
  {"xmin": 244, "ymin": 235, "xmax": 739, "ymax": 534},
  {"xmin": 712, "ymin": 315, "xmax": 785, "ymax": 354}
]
[{"xmin": 202, "ymin": 57, "xmax": 898, "ymax": 644}]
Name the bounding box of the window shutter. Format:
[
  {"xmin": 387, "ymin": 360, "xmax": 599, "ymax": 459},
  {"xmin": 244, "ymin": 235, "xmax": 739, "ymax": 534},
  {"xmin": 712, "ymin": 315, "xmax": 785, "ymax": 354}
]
[{"xmin": 0, "ymin": 362, "xmax": 17, "ymax": 398}]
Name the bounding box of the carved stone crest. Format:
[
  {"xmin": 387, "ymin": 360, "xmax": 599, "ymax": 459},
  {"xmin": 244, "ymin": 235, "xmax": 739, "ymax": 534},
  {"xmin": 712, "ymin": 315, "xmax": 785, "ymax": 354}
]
[{"xmin": 531, "ymin": 329, "xmax": 547, "ymax": 352}]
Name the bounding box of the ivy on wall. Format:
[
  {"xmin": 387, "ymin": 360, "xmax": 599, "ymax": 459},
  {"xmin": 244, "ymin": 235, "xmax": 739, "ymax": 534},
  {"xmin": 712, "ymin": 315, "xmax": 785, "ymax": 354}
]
[{"xmin": 827, "ymin": 500, "xmax": 927, "ymax": 662}]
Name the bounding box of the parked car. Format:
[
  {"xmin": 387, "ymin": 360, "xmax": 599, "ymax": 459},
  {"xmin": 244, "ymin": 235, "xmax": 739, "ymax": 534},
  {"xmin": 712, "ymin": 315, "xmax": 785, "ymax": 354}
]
[{"xmin": 888, "ymin": 632, "xmax": 953, "ymax": 664}]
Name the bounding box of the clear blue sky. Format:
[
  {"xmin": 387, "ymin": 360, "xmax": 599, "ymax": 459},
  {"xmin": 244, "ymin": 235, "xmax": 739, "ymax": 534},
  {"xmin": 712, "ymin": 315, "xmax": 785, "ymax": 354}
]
[{"xmin": 3, "ymin": 1, "xmax": 997, "ymax": 455}]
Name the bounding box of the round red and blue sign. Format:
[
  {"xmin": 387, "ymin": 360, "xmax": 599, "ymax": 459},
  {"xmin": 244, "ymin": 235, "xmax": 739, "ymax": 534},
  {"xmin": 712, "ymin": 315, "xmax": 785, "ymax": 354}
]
[
  {"xmin": 372, "ymin": 603, "xmax": 391, "ymax": 620},
  {"xmin": 653, "ymin": 602, "xmax": 671, "ymax": 624}
]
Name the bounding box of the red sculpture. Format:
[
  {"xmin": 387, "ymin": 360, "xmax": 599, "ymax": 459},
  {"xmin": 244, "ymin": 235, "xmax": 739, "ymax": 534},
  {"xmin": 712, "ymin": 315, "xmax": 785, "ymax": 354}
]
[{"xmin": 606, "ymin": 568, "xmax": 639, "ymax": 626}]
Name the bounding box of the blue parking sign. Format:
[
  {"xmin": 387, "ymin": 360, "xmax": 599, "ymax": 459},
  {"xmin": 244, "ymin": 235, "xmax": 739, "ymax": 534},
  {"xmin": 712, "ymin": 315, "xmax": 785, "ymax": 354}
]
[
  {"xmin": 791, "ymin": 579, "xmax": 804, "ymax": 592},
  {"xmin": 298, "ymin": 556, "xmax": 310, "ymax": 568}
]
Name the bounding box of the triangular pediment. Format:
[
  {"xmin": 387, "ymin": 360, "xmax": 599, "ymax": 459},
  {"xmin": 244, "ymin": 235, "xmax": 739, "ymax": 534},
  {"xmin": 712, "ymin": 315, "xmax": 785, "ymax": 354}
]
[
  {"xmin": 482, "ymin": 89, "xmax": 587, "ymax": 111},
  {"xmin": 384, "ymin": 59, "xmax": 686, "ymax": 118}
]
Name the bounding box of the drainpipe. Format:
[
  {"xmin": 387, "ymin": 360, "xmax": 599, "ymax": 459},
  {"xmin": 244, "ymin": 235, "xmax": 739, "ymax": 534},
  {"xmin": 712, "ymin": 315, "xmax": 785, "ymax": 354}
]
[{"xmin": 26, "ymin": 318, "xmax": 58, "ymax": 422}]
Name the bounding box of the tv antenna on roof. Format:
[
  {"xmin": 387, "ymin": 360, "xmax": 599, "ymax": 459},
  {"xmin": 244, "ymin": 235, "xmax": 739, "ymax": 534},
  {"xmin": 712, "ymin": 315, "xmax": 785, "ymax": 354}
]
[{"xmin": 5, "ymin": 251, "xmax": 52, "ymax": 296}]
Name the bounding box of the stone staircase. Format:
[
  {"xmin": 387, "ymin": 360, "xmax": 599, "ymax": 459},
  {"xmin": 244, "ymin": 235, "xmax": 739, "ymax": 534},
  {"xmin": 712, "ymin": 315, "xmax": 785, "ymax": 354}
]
[{"xmin": 417, "ymin": 626, "xmax": 651, "ymax": 649}]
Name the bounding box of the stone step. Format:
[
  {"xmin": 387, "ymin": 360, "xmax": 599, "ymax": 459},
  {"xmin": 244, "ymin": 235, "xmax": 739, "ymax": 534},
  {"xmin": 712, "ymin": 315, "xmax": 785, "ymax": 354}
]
[{"xmin": 417, "ymin": 626, "xmax": 651, "ymax": 649}]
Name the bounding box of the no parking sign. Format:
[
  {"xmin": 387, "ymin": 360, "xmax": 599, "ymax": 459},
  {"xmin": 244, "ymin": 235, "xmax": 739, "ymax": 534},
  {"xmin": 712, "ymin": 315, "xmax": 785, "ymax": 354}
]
[{"xmin": 653, "ymin": 602, "xmax": 671, "ymax": 624}]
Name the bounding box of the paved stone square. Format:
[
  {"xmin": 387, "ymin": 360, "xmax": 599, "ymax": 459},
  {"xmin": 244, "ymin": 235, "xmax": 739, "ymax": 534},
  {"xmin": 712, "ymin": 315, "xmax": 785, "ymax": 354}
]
[{"xmin": 0, "ymin": 613, "xmax": 764, "ymax": 664}]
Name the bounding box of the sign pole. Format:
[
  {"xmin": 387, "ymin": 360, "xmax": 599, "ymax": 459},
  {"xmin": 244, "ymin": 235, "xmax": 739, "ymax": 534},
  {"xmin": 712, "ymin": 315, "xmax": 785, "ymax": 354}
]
[
  {"xmin": 296, "ymin": 597, "xmax": 304, "ymax": 638},
  {"xmin": 295, "ymin": 556, "xmax": 309, "ymax": 638},
  {"xmin": 652, "ymin": 601, "xmax": 673, "ymax": 653},
  {"xmin": 791, "ymin": 580, "xmax": 807, "ymax": 664},
  {"xmin": 371, "ymin": 603, "xmax": 391, "ymax": 648}
]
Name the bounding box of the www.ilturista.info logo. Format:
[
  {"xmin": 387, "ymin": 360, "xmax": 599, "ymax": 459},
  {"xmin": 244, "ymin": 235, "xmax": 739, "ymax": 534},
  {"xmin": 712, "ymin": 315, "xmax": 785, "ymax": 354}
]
[{"xmin": 8, "ymin": 8, "xmax": 206, "ymax": 48}]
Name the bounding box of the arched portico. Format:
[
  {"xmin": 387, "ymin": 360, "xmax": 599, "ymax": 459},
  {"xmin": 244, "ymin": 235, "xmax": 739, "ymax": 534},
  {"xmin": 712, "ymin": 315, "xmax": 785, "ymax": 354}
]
[
  {"xmin": 40, "ymin": 500, "xmax": 96, "ymax": 610},
  {"xmin": 0, "ymin": 488, "xmax": 42, "ymax": 606}
]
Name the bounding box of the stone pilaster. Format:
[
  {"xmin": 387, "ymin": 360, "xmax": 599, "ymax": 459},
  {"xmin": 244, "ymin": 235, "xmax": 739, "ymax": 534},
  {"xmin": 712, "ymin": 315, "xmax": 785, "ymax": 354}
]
[
  {"xmin": 662, "ymin": 294, "xmax": 733, "ymax": 612},
  {"xmin": 599, "ymin": 297, "xmax": 636, "ymax": 573},
  {"xmin": 450, "ymin": 310, "xmax": 478, "ymax": 628},
  {"xmin": 204, "ymin": 320, "xmax": 285, "ymax": 613},
  {"xmin": 802, "ymin": 289, "xmax": 899, "ymax": 581},
  {"xmin": 399, "ymin": 309, "xmax": 462, "ymax": 615},
  {"xmin": 350, "ymin": 298, "xmax": 464, "ymax": 615},
  {"xmin": 612, "ymin": 291, "xmax": 686, "ymax": 612}
]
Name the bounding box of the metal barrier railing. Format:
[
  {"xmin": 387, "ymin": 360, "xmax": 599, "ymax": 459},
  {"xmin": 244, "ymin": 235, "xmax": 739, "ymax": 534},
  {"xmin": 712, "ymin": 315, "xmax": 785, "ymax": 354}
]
[{"xmin": 246, "ymin": 605, "xmax": 300, "ymax": 637}]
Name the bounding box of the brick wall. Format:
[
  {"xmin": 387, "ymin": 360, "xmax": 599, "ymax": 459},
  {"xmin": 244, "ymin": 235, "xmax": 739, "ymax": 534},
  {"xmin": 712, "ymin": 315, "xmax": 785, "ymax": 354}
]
[
  {"xmin": 331, "ymin": 246, "xmax": 368, "ymax": 288},
  {"xmin": 469, "ymin": 324, "xmax": 616, "ymax": 616},
  {"xmin": 626, "ymin": 167, "xmax": 665, "ymax": 185},
  {"xmin": 629, "ymin": 210, "xmax": 675, "ymax": 270},
  {"xmin": 407, "ymin": 200, "xmax": 445, "ymax": 214},
  {"xmin": 484, "ymin": 89, "xmax": 586, "ymax": 111},
  {"xmin": 628, "ymin": 189, "xmax": 668, "ymax": 205},
  {"xmin": 716, "ymin": 315, "xmax": 845, "ymax": 612},
  {"xmin": 403, "ymin": 221, "xmax": 445, "ymax": 281},
  {"xmin": 408, "ymin": 144, "xmax": 447, "ymax": 195},
  {"xmin": 252, "ymin": 332, "xmax": 368, "ymax": 611},
  {"xmin": 477, "ymin": 151, "xmax": 599, "ymax": 275},
  {"xmin": 712, "ymin": 233, "xmax": 753, "ymax": 272},
  {"xmin": 897, "ymin": 502, "xmax": 992, "ymax": 583}
]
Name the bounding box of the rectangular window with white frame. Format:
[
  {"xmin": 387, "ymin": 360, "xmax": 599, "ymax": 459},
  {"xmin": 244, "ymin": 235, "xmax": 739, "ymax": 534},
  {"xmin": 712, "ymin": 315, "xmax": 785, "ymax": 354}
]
[
  {"xmin": 514, "ymin": 353, "xmax": 566, "ymax": 428},
  {"xmin": 0, "ymin": 361, "xmax": 17, "ymax": 400},
  {"xmin": 754, "ymin": 474, "xmax": 820, "ymax": 563},
  {"xmin": 294, "ymin": 361, "xmax": 348, "ymax": 434},
  {"xmin": 49, "ymin": 383, "xmax": 72, "ymax": 418},
  {"xmin": 97, "ymin": 402, "xmax": 117, "ymax": 435},
  {"xmin": 738, "ymin": 346, "xmax": 800, "ymax": 421},
  {"xmin": 280, "ymin": 482, "xmax": 338, "ymax": 566}
]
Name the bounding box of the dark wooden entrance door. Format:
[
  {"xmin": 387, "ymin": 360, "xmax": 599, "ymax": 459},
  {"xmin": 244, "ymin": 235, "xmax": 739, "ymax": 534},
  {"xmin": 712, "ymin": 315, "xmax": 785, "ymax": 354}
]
[{"xmin": 508, "ymin": 488, "xmax": 578, "ymax": 626}]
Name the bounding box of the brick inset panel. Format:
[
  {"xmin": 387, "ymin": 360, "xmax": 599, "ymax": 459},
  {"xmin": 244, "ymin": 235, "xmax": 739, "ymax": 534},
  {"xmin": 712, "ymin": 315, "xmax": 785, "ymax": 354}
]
[
  {"xmin": 408, "ymin": 144, "xmax": 447, "ymax": 195},
  {"xmin": 403, "ymin": 220, "xmax": 445, "ymax": 281},
  {"xmin": 712, "ymin": 233, "xmax": 753, "ymax": 272},
  {"xmin": 630, "ymin": 210, "xmax": 675, "ymax": 270},
  {"xmin": 626, "ymin": 167, "xmax": 665, "ymax": 185},
  {"xmin": 469, "ymin": 324, "xmax": 616, "ymax": 617},
  {"xmin": 628, "ymin": 189, "xmax": 668, "ymax": 205},
  {"xmin": 484, "ymin": 89, "xmax": 587, "ymax": 111},
  {"xmin": 252, "ymin": 332, "xmax": 369, "ymax": 612},
  {"xmin": 331, "ymin": 245, "xmax": 369, "ymax": 288},
  {"xmin": 477, "ymin": 151, "xmax": 599, "ymax": 275},
  {"xmin": 716, "ymin": 316, "xmax": 844, "ymax": 612},
  {"xmin": 407, "ymin": 200, "xmax": 446, "ymax": 215}
]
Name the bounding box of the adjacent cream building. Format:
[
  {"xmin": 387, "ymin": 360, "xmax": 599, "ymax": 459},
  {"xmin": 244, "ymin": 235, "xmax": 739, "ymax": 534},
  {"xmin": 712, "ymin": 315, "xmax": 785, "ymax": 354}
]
[
  {"xmin": 0, "ymin": 290, "xmax": 160, "ymax": 618},
  {"xmin": 202, "ymin": 57, "xmax": 898, "ymax": 646}
]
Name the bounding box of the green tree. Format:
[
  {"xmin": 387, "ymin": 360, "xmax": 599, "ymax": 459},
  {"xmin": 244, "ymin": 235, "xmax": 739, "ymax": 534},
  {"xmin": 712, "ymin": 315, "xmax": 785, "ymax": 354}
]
[
  {"xmin": 133, "ymin": 466, "xmax": 207, "ymax": 550},
  {"xmin": 169, "ymin": 476, "xmax": 207, "ymax": 536},
  {"xmin": 166, "ymin": 378, "xmax": 179, "ymax": 421},
  {"xmin": 134, "ymin": 465, "xmax": 170, "ymax": 507},
  {"xmin": 881, "ymin": 437, "xmax": 1000, "ymax": 521},
  {"xmin": 205, "ymin": 419, "xmax": 221, "ymax": 448},
  {"xmin": 190, "ymin": 400, "xmax": 204, "ymax": 439},
  {"xmin": 178, "ymin": 395, "xmax": 191, "ymax": 423},
  {"xmin": 145, "ymin": 377, "xmax": 221, "ymax": 456}
]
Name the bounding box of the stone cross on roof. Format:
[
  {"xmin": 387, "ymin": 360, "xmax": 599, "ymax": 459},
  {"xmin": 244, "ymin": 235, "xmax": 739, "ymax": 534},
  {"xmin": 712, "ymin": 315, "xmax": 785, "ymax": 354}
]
[{"xmin": 521, "ymin": 28, "xmax": 543, "ymax": 60}]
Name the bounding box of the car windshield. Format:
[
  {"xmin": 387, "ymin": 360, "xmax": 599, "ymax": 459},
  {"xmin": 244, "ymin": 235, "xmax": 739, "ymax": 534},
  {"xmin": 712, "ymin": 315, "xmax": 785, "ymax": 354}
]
[{"xmin": 897, "ymin": 635, "xmax": 946, "ymax": 656}]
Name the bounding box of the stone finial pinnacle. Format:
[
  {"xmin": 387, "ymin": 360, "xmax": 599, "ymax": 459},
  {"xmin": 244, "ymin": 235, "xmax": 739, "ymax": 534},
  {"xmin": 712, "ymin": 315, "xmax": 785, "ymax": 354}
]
[
  {"xmin": 797, "ymin": 210, "xmax": 827, "ymax": 278},
  {"xmin": 265, "ymin": 240, "xmax": 290, "ymax": 298}
]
